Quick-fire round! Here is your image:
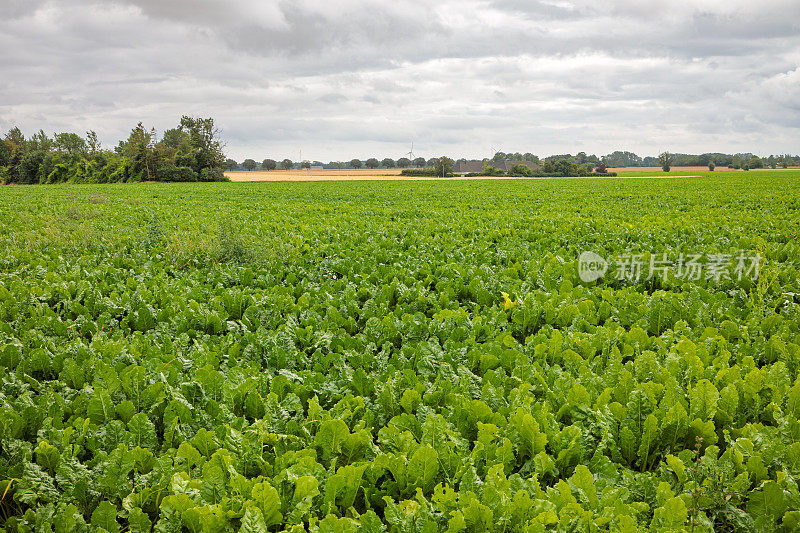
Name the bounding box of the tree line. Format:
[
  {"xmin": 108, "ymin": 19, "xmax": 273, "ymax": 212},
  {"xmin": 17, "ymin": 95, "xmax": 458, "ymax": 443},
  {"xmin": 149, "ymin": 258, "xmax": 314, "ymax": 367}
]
[
  {"xmin": 228, "ymin": 156, "xmax": 445, "ymax": 171},
  {"xmin": 0, "ymin": 117, "xmax": 228, "ymax": 184},
  {"xmin": 229, "ymin": 150, "xmax": 799, "ymax": 172}
]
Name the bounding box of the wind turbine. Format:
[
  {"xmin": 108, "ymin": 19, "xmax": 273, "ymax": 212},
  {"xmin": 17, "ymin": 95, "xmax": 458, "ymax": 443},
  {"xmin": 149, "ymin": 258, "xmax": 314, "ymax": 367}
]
[{"xmin": 407, "ymin": 142, "xmax": 415, "ymax": 160}]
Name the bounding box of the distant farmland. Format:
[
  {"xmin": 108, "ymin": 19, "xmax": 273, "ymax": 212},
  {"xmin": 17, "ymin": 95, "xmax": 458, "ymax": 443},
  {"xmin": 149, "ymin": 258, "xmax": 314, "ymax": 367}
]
[{"xmin": 225, "ymin": 168, "xmax": 404, "ymax": 181}]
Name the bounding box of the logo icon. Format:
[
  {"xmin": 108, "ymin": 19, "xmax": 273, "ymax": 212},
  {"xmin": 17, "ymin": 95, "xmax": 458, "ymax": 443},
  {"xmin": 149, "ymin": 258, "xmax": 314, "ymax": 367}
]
[{"xmin": 578, "ymin": 251, "xmax": 608, "ymax": 282}]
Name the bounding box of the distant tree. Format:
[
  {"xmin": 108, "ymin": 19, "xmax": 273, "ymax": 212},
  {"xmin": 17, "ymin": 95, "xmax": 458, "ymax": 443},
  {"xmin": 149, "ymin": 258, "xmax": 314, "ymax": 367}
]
[
  {"xmin": 658, "ymin": 151, "xmax": 674, "ymax": 172},
  {"xmin": 300, "ymin": 161, "xmax": 311, "ymax": 169},
  {"xmin": 86, "ymin": 130, "xmax": 100, "ymax": 154},
  {"xmin": 54, "ymin": 132, "xmax": 88, "ymax": 156},
  {"xmin": 708, "ymin": 162, "xmax": 715, "ymax": 171},
  {"xmin": 508, "ymin": 163, "xmax": 533, "ymax": 177},
  {"xmin": 397, "ymin": 157, "xmax": 411, "ymax": 168},
  {"xmin": 121, "ymin": 122, "xmax": 157, "ymax": 181},
  {"xmin": 782, "ymin": 158, "xmax": 789, "ymax": 169},
  {"xmin": 349, "ymin": 158, "xmax": 363, "ymax": 169},
  {"xmin": 161, "ymin": 128, "xmax": 189, "ymax": 151},
  {"xmin": 29, "ymin": 130, "xmax": 53, "ymax": 152},
  {"xmin": 226, "ymin": 159, "xmax": 239, "ymax": 171},
  {"xmin": 492, "ymin": 152, "xmax": 507, "ymax": 163},
  {"xmin": 554, "ymin": 158, "xmax": 579, "ymax": 176},
  {"xmin": 413, "ymin": 157, "xmax": 426, "ymax": 168},
  {"xmin": 595, "ymin": 162, "xmax": 608, "ymax": 174},
  {"xmin": 328, "ymin": 161, "xmax": 344, "ymax": 169},
  {"xmin": 18, "ymin": 150, "xmax": 46, "ymax": 184},
  {"xmin": 381, "ymin": 158, "xmax": 395, "ymax": 168},
  {"xmin": 523, "ymin": 152, "xmax": 541, "ymax": 164},
  {"xmin": 365, "ymin": 158, "xmax": 380, "ymax": 169},
  {"xmin": 426, "ymin": 158, "xmax": 437, "ymax": 167},
  {"xmin": 602, "ymin": 151, "xmax": 643, "ymax": 167},
  {"xmin": 433, "ymin": 156, "xmax": 454, "ymax": 177},
  {"xmin": 748, "ymin": 157, "xmax": 764, "ymax": 169},
  {"xmin": 242, "ymin": 158, "xmax": 257, "ymax": 171},
  {"xmin": 262, "ymin": 158, "xmax": 277, "ymax": 170},
  {"xmin": 178, "ymin": 116, "xmax": 226, "ymax": 174},
  {"xmin": 0, "ymin": 137, "xmax": 9, "ymax": 168},
  {"xmin": 480, "ymin": 164, "xmax": 503, "ymax": 176},
  {"xmin": 281, "ymin": 158, "xmax": 293, "ymax": 170}
]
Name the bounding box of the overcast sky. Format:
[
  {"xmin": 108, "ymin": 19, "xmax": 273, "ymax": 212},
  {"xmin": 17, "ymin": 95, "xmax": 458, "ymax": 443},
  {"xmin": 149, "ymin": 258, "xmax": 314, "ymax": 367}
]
[{"xmin": 1, "ymin": 0, "xmax": 798, "ymax": 161}]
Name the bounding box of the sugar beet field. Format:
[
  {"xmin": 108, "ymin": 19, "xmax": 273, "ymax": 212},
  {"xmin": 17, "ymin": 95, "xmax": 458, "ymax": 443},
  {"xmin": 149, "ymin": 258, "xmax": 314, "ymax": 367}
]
[{"xmin": 1, "ymin": 173, "xmax": 800, "ymax": 532}]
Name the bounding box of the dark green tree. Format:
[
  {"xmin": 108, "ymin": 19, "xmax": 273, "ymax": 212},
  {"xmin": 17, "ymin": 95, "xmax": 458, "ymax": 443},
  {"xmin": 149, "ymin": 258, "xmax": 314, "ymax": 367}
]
[
  {"xmin": 281, "ymin": 158, "xmax": 293, "ymax": 170},
  {"xmin": 433, "ymin": 156, "xmax": 454, "ymax": 177},
  {"xmin": 658, "ymin": 151, "xmax": 674, "ymax": 172},
  {"xmin": 262, "ymin": 159, "xmax": 277, "ymax": 170},
  {"xmin": 381, "ymin": 158, "xmax": 395, "ymax": 168},
  {"xmin": 86, "ymin": 131, "xmax": 100, "ymax": 154},
  {"xmin": 365, "ymin": 158, "xmax": 380, "ymax": 169},
  {"xmin": 242, "ymin": 158, "xmax": 257, "ymax": 171},
  {"xmin": 508, "ymin": 163, "xmax": 533, "ymax": 177},
  {"xmin": 349, "ymin": 159, "xmax": 363, "ymax": 169},
  {"xmin": 54, "ymin": 132, "xmax": 87, "ymax": 156},
  {"xmin": 748, "ymin": 157, "xmax": 764, "ymax": 169},
  {"xmin": 121, "ymin": 122, "xmax": 157, "ymax": 181},
  {"xmin": 178, "ymin": 116, "xmax": 225, "ymax": 177}
]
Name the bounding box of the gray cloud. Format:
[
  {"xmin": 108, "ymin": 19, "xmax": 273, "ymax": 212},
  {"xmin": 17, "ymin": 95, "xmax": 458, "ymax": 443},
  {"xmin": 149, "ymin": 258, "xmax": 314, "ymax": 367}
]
[{"xmin": 0, "ymin": 0, "xmax": 798, "ymax": 161}]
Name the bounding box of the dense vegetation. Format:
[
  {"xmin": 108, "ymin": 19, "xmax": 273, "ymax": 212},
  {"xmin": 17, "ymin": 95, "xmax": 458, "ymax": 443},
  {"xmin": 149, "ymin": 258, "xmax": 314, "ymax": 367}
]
[
  {"xmin": 0, "ymin": 117, "xmax": 227, "ymax": 184},
  {"xmin": 1, "ymin": 173, "xmax": 800, "ymax": 531}
]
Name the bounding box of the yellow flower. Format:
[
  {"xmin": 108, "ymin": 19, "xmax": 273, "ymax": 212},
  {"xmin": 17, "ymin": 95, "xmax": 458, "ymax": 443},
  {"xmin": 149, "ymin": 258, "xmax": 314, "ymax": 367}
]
[{"xmin": 501, "ymin": 291, "xmax": 519, "ymax": 310}]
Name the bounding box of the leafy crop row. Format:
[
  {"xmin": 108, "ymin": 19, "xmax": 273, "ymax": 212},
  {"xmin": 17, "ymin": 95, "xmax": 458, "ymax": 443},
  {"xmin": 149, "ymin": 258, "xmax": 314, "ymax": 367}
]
[{"xmin": 0, "ymin": 175, "xmax": 799, "ymax": 531}]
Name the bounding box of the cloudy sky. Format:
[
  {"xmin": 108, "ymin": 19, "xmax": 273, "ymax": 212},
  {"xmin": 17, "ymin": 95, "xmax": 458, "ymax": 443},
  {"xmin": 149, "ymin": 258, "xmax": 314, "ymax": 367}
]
[{"xmin": 1, "ymin": 0, "xmax": 799, "ymax": 162}]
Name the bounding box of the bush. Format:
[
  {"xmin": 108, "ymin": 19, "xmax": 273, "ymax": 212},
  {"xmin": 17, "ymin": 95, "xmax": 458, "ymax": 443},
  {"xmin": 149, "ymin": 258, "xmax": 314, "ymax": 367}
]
[
  {"xmin": 479, "ymin": 164, "xmax": 505, "ymax": 176},
  {"xmin": 508, "ymin": 164, "xmax": 533, "ymax": 177},
  {"xmin": 157, "ymin": 164, "xmax": 198, "ymax": 182},
  {"xmin": 400, "ymin": 167, "xmax": 437, "ymax": 177},
  {"xmin": 200, "ymin": 167, "xmax": 228, "ymax": 182},
  {"xmin": 708, "ymin": 162, "xmax": 715, "ymax": 171}
]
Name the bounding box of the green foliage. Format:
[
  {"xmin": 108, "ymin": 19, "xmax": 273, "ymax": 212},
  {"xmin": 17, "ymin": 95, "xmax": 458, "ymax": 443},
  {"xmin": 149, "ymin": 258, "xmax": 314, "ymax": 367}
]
[
  {"xmin": 0, "ymin": 174, "xmax": 799, "ymax": 530},
  {"xmin": 433, "ymin": 156, "xmax": 454, "ymax": 177},
  {"xmin": 1, "ymin": 118, "xmax": 228, "ymax": 184}
]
